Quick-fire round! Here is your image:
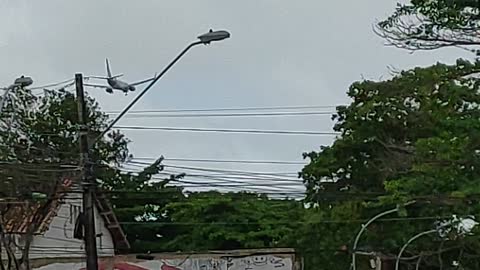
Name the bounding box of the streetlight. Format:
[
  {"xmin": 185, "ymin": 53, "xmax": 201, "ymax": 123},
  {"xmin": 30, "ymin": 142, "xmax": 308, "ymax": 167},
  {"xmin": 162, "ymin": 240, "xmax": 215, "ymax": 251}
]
[
  {"xmin": 395, "ymin": 225, "xmax": 447, "ymax": 270},
  {"xmin": 78, "ymin": 29, "xmax": 230, "ymax": 270},
  {"xmin": 351, "ymin": 201, "xmax": 415, "ymax": 270},
  {"xmin": 0, "ymin": 75, "xmax": 34, "ymax": 112},
  {"xmin": 96, "ymin": 29, "xmax": 230, "ymax": 141},
  {"xmin": 198, "ymin": 30, "xmax": 230, "ymax": 44}
]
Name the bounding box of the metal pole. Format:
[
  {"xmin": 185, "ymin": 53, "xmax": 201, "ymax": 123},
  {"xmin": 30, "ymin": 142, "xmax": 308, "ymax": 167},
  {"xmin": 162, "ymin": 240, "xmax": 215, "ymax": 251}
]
[
  {"xmin": 95, "ymin": 40, "xmax": 203, "ymax": 142},
  {"xmin": 351, "ymin": 201, "xmax": 415, "ymax": 270},
  {"xmin": 76, "ymin": 73, "xmax": 98, "ymax": 270},
  {"xmin": 395, "ymin": 226, "xmax": 446, "ymax": 270},
  {"xmin": 352, "ymin": 207, "xmax": 400, "ymax": 270}
]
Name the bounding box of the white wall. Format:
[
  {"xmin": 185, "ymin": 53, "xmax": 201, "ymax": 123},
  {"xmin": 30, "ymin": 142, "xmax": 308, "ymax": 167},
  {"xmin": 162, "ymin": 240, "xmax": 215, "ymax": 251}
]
[
  {"xmin": 2, "ymin": 193, "xmax": 116, "ymax": 260},
  {"xmin": 34, "ymin": 254, "xmax": 295, "ymax": 270}
]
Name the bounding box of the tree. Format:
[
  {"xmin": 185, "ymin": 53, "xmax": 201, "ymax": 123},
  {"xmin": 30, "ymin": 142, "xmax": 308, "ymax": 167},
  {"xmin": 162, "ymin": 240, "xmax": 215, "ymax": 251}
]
[
  {"xmin": 375, "ymin": 0, "xmax": 480, "ymax": 53},
  {"xmin": 300, "ymin": 60, "xmax": 480, "ymax": 269},
  {"xmin": 160, "ymin": 191, "xmax": 304, "ymax": 252},
  {"xmin": 0, "ymin": 86, "xmax": 170, "ymax": 269},
  {"xmin": 100, "ymin": 159, "xmax": 186, "ymax": 253}
]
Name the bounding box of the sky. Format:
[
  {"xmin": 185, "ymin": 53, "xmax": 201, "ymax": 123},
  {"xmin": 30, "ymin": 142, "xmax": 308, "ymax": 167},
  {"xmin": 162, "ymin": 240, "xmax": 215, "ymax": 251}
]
[{"xmin": 0, "ymin": 0, "xmax": 473, "ymax": 195}]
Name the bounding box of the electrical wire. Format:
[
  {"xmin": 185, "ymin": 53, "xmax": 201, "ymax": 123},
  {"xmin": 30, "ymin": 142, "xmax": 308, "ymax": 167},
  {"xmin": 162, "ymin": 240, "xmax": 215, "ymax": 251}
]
[
  {"xmin": 123, "ymin": 163, "xmax": 301, "ymax": 181},
  {"xmin": 114, "ymin": 126, "xmax": 339, "ymax": 136},
  {"xmin": 160, "ymin": 171, "xmax": 300, "ymax": 182},
  {"xmin": 116, "ymin": 216, "xmax": 461, "ymax": 225},
  {"xmin": 105, "ymin": 105, "xmax": 341, "ymax": 114},
  {"xmin": 158, "ymin": 164, "xmax": 299, "ymax": 177},
  {"xmin": 131, "ymin": 157, "xmax": 306, "ymax": 165},
  {"xmin": 119, "ymin": 170, "xmax": 305, "ymax": 192},
  {"xmin": 112, "ymin": 111, "xmax": 335, "ymax": 119},
  {"xmin": 29, "ymin": 79, "xmax": 75, "ymax": 90}
]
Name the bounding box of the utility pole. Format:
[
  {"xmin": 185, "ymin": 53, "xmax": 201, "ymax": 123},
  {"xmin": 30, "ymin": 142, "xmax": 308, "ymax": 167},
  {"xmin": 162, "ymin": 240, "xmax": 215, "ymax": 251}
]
[{"xmin": 75, "ymin": 73, "xmax": 99, "ymax": 270}]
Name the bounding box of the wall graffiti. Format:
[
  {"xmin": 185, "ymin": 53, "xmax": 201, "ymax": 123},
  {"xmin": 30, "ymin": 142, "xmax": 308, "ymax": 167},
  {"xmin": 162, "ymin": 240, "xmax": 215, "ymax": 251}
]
[
  {"xmin": 158, "ymin": 255, "xmax": 292, "ymax": 270},
  {"xmin": 160, "ymin": 258, "xmax": 222, "ymax": 270},
  {"xmin": 227, "ymin": 255, "xmax": 291, "ymax": 270},
  {"xmin": 34, "ymin": 252, "xmax": 295, "ymax": 270}
]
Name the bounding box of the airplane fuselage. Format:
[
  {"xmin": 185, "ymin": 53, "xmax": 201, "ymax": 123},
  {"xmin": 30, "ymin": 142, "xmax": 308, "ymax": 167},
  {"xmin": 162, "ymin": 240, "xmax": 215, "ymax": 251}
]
[{"xmin": 107, "ymin": 78, "xmax": 135, "ymax": 92}]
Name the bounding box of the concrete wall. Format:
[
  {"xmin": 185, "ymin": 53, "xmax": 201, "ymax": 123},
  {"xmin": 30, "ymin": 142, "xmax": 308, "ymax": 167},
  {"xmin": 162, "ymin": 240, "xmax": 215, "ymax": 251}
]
[{"xmin": 32, "ymin": 249, "xmax": 301, "ymax": 270}]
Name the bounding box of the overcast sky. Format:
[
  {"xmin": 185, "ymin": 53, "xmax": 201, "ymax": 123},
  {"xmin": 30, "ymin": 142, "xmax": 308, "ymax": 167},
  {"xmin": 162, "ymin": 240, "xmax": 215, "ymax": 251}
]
[{"xmin": 0, "ymin": 0, "xmax": 472, "ymax": 194}]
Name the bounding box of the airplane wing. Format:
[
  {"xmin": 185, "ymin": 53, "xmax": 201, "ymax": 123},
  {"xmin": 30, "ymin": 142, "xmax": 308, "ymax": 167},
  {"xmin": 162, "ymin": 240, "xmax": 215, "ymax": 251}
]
[
  {"xmin": 130, "ymin": 75, "xmax": 156, "ymax": 86},
  {"xmin": 83, "ymin": 83, "xmax": 111, "ymax": 89}
]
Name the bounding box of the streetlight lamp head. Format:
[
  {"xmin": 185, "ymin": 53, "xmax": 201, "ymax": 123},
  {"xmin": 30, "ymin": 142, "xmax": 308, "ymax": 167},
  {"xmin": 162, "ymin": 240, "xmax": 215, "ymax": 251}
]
[
  {"xmin": 13, "ymin": 75, "xmax": 33, "ymax": 88},
  {"xmin": 197, "ymin": 29, "xmax": 230, "ymax": 44}
]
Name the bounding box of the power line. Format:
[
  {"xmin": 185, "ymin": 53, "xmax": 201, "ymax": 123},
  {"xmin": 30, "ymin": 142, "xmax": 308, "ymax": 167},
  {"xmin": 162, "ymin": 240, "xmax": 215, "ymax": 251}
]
[
  {"xmin": 106, "ymin": 105, "xmax": 341, "ymax": 114},
  {"xmin": 161, "ymin": 164, "xmax": 299, "ymax": 176},
  {"xmin": 113, "ymin": 111, "xmax": 335, "ymax": 119},
  {"xmin": 119, "ymin": 169, "xmax": 304, "ymax": 191},
  {"xmin": 114, "ymin": 126, "xmax": 339, "ymax": 136},
  {"xmin": 29, "ymin": 79, "xmax": 75, "ymax": 90},
  {"xmin": 124, "ymin": 162, "xmax": 301, "ymax": 180},
  {"xmin": 172, "ymin": 181, "xmax": 303, "ymax": 190},
  {"xmin": 131, "ymin": 157, "xmax": 306, "ymax": 165},
  {"xmin": 120, "ymin": 171, "xmax": 302, "ymax": 188},
  {"xmin": 116, "ymin": 216, "xmax": 458, "ymax": 225},
  {"xmin": 160, "ymin": 171, "xmax": 300, "ymax": 181}
]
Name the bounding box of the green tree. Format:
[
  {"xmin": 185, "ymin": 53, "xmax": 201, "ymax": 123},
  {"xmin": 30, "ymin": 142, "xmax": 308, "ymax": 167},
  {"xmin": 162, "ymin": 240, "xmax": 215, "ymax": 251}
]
[
  {"xmin": 376, "ymin": 0, "xmax": 480, "ymax": 52},
  {"xmin": 100, "ymin": 159, "xmax": 186, "ymax": 253},
  {"xmin": 161, "ymin": 191, "xmax": 304, "ymax": 252},
  {"xmin": 301, "ymin": 60, "xmax": 480, "ymax": 269},
  {"xmin": 0, "ymin": 86, "xmax": 177, "ymax": 267}
]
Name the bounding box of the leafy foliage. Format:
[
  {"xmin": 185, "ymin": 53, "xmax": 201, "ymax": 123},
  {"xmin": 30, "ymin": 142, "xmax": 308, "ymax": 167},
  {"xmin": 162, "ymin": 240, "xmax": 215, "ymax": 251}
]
[
  {"xmin": 300, "ymin": 60, "xmax": 480, "ymax": 269},
  {"xmin": 376, "ymin": 0, "xmax": 480, "ymax": 52},
  {"xmin": 160, "ymin": 191, "xmax": 304, "ymax": 252},
  {"xmin": 0, "ymin": 86, "xmax": 173, "ymax": 269},
  {"xmin": 101, "ymin": 158, "xmax": 186, "ymax": 253}
]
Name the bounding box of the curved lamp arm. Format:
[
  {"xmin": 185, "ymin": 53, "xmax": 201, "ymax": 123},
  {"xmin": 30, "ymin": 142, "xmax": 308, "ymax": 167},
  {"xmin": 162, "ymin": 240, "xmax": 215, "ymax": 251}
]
[
  {"xmin": 395, "ymin": 225, "xmax": 447, "ymax": 270},
  {"xmin": 351, "ymin": 201, "xmax": 415, "ymax": 270},
  {"xmin": 96, "ymin": 40, "xmax": 203, "ymax": 142},
  {"xmin": 351, "ymin": 207, "xmax": 399, "ymax": 270}
]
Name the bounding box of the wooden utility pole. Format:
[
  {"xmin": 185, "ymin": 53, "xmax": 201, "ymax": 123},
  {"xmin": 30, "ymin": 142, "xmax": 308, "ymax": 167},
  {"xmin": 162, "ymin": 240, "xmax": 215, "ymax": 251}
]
[{"xmin": 75, "ymin": 73, "xmax": 99, "ymax": 270}]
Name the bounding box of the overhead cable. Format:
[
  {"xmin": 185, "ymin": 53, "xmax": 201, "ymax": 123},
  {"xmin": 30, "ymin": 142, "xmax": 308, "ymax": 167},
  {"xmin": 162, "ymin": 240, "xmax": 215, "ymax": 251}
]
[
  {"xmin": 106, "ymin": 104, "xmax": 341, "ymax": 114},
  {"xmin": 114, "ymin": 126, "xmax": 339, "ymax": 136},
  {"xmin": 113, "ymin": 111, "xmax": 335, "ymax": 118}
]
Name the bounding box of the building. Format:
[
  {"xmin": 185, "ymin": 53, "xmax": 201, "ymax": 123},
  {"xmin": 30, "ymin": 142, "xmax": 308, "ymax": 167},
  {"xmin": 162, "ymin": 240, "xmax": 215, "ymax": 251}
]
[
  {"xmin": 0, "ymin": 178, "xmax": 129, "ymax": 268},
  {"xmin": 0, "ymin": 180, "xmax": 302, "ymax": 270}
]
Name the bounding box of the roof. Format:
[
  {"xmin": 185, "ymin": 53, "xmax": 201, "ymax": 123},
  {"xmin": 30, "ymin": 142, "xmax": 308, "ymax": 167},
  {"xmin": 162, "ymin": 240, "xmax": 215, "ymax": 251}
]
[
  {"xmin": 1, "ymin": 178, "xmax": 130, "ymax": 252},
  {"xmin": 2, "ymin": 198, "xmax": 62, "ymax": 234},
  {"xmin": 1, "ymin": 178, "xmax": 71, "ymax": 234}
]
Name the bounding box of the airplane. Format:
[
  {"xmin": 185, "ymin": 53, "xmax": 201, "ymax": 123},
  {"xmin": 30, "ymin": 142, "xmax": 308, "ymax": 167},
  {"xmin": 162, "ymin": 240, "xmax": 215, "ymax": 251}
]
[{"xmin": 84, "ymin": 59, "xmax": 156, "ymax": 95}]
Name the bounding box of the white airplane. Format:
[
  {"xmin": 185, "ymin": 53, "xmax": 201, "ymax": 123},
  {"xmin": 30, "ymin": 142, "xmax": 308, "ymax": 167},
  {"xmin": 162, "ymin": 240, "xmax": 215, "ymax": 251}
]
[{"xmin": 85, "ymin": 59, "xmax": 156, "ymax": 95}]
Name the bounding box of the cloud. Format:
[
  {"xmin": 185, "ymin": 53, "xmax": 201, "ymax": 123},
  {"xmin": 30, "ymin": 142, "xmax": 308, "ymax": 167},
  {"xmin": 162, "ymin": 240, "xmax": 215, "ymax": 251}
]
[{"xmin": 0, "ymin": 0, "xmax": 474, "ymax": 192}]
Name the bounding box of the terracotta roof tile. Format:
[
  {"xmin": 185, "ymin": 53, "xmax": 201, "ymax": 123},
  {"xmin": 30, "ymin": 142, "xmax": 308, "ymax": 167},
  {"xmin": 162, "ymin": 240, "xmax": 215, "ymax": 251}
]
[
  {"xmin": 1, "ymin": 178, "xmax": 130, "ymax": 252},
  {"xmin": 1, "ymin": 178, "xmax": 70, "ymax": 234}
]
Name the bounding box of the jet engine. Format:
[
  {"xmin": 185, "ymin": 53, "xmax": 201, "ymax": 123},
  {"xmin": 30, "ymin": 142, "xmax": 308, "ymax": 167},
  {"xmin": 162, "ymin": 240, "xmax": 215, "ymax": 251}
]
[{"xmin": 105, "ymin": 88, "xmax": 113, "ymax": 94}]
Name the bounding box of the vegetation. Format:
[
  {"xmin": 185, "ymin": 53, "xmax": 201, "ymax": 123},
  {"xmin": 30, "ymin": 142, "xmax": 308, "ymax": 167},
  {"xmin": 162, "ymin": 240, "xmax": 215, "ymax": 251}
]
[
  {"xmin": 376, "ymin": 0, "xmax": 480, "ymax": 53},
  {"xmin": 300, "ymin": 60, "xmax": 480, "ymax": 269},
  {"xmin": 0, "ymin": 88, "xmax": 166, "ymax": 270},
  {"xmin": 3, "ymin": 1, "xmax": 480, "ymax": 269}
]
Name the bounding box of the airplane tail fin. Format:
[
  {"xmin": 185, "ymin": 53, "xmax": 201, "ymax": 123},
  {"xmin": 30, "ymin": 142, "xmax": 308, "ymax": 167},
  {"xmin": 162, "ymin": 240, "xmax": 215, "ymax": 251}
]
[{"xmin": 106, "ymin": 58, "xmax": 112, "ymax": 78}]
